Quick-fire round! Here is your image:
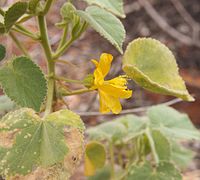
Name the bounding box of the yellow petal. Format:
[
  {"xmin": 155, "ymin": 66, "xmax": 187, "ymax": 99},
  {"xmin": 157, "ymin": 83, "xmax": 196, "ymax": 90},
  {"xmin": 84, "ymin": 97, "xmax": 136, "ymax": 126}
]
[
  {"xmin": 100, "ymin": 84, "xmax": 132, "ymax": 99},
  {"xmin": 99, "ymin": 53, "xmax": 113, "ymax": 78},
  {"xmin": 94, "ymin": 68, "xmax": 104, "ymax": 86},
  {"xmin": 99, "ymin": 91, "xmax": 110, "ymax": 113},
  {"xmin": 99, "ymin": 90, "xmax": 122, "ymax": 114},
  {"xmin": 107, "ymin": 76, "xmax": 128, "ymax": 86},
  {"xmin": 91, "ymin": 59, "xmax": 99, "ymax": 67}
]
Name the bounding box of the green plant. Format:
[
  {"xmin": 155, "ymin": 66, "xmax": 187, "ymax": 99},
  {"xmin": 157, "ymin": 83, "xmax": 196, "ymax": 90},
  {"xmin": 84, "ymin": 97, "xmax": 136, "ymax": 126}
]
[
  {"xmin": 0, "ymin": 0, "xmax": 197, "ymax": 179},
  {"xmin": 87, "ymin": 105, "xmax": 200, "ymax": 179}
]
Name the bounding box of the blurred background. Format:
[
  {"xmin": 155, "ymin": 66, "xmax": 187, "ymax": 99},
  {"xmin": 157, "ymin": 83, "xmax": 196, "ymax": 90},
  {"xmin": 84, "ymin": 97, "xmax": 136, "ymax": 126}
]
[{"xmin": 0, "ymin": 0, "xmax": 200, "ymax": 179}]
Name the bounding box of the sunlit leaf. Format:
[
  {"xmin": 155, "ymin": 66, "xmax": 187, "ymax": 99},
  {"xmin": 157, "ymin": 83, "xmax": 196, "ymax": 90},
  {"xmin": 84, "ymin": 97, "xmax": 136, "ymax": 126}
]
[
  {"xmin": 77, "ymin": 6, "xmax": 125, "ymax": 53},
  {"xmin": 123, "ymin": 38, "xmax": 194, "ymax": 101},
  {"xmin": 0, "ymin": 56, "xmax": 47, "ymax": 112},
  {"xmin": 82, "ymin": 0, "xmax": 125, "ymax": 18},
  {"xmin": 84, "ymin": 141, "xmax": 106, "ymax": 176}
]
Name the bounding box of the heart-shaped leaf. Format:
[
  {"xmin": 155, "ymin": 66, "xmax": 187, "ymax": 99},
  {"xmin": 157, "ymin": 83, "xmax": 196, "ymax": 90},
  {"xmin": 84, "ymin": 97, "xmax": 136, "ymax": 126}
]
[
  {"xmin": 84, "ymin": 141, "xmax": 106, "ymax": 176},
  {"xmin": 0, "ymin": 108, "xmax": 85, "ymax": 176},
  {"xmin": 82, "ymin": 0, "xmax": 125, "ymax": 18},
  {"xmin": 123, "ymin": 38, "xmax": 194, "ymax": 101},
  {"xmin": 0, "ymin": 56, "xmax": 47, "ymax": 112},
  {"xmin": 77, "ymin": 6, "xmax": 125, "ymax": 53}
]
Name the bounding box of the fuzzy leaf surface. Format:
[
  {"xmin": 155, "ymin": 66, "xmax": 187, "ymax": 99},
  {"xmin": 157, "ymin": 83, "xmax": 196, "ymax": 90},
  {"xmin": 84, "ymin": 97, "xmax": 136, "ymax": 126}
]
[
  {"xmin": 123, "ymin": 38, "xmax": 194, "ymax": 101},
  {"xmin": 0, "ymin": 56, "xmax": 47, "ymax": 112},
  {"xmin": 0, "ymin": 108, "xmax": 84, "ymax": 176},
  {"xmin": 77, "ymin": 6, "xmax": 125, "ymax": 53},
  {"xmin": 5, "ymin": 2, "xmax": 28, "ymax": 32},
  {"xmin": 148, "ymin": 105, "xmax": 200, "ymax": 140},
  {"xmin": 82, "ymin": 0, "xmax": 125, "ymax": 18}
]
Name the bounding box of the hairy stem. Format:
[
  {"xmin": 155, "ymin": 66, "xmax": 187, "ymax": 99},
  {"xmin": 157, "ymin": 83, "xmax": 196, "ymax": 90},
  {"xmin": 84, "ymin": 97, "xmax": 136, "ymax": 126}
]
[
  {"xmin": 54, "ymin": 76, "xmax": 83, "ymax": 84},
  {"xmin": 38, "ymin": 15, "xmax": 54, "ymax": 116},
  {"xmin": 61, "ymin": 88, "xmax": 93, "ymax": 96},
  {"xmin": 9, "ymin": 32, "xmax": 30, "ymax": 57}
]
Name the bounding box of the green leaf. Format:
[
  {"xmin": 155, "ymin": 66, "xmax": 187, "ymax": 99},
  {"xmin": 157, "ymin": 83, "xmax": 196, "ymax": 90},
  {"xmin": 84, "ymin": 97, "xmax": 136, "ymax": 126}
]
[
  {"xmin": 0, "ymin": 22, "xmax": 5, "ymax": 34},
  {"xmin": 0, "ymin": 95, "xmax": 16, "ymax": 116},
  {"xmin": 0, "ymin": 44, "xmax": 6, "ymax": 61},
  {"xmin": 87, "ymin": 166, "xmax": 111, "ymax": 180},
  {"xmin": 84, "ymin": 141, "xmax": 106, "ymax": 176},
  {"xmin": 148, "ymin": 105, "xmax": 200, "ymax": 140},
  {"xmin": 45, "ymin": 109, "xmax": 85, "ymax": 131},
  {"xmin": 0, "ymin": 108, "xmax": 69, "ymax": 176},
  {"xmin": 87, "ymin": 121, "xmax": 127, "ymax": 143},
  {"xmin": 77, "ymin": 6, "xmax": 125, "ymax": 53},
  {"xmin": 171, "ymin": 142, "xmax": 194, "ymax": 169},
  {"xmin": 126, "ymin": 161, "xmax": 182, "ymax": 180},
  {"xmin": 0, "ymin": 56, "xmax": 47, "ymax": 112},
  {"xmin": 0, "ymin": 108, "xmax": 85, "ymax": 176},
  {"xmin": 123, "ymin": 38, "xmax": 194, "ymax": 101},
  {"xmin": 115, "ymin": 115, "xmax": 146, "ymax": 140},
  {"xmin": 82, "ymin": 0, "xmax": 125, "ymax": 18},
  {"xmin": 5, "ymin": 2, "xmax": 28, "ymax": 32},
  {"xmin": 151, "ymin": 130, "xmax": 171, "ymax": 161},
  {"xmin": 28, "ymin": 0, "xmax": 40, "ymax": 13}
]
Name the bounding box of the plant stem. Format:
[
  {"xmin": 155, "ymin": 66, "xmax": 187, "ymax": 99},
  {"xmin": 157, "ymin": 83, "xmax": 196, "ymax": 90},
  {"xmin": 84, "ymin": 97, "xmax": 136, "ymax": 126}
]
[
  {"xmin": 13, "ymin": 27, "xmax": 39, "ymax": 40},
  {"xmin": 145, "ymin": 128, "xmax": 159, "ymax": 164},
  {"xmin": 9, "ymin": 32, "xmax": 30, "ymax": 57},
  {"xmin": 57, "ymin": 25, "xmax": 68, "ymax": 50},
  {"xmin": 61, "ymin": 88, "xmax": 93, "ymax": 96},
  {"xmin": 43, "ymin": 0, "xmax": 54, "ymax": 15},
  {"xmin": 38, "ymin": 15, "xmax": 54, "ymax": 116},
  {"xmin": 109, "ymin": 142, "xmax": 115, "ymax": 179},
  {"xmin": 54, "ymin": 76, "xmax": 83, "ymax": 84},
  {"xmin": 53, "ymin": 38, "xmax": 74, "ymax": 59}
]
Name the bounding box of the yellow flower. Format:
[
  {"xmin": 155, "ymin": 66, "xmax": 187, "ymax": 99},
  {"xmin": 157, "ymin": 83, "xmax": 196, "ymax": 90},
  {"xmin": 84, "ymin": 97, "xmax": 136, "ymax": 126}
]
[{"xmin": 91, "ymin": 53, "xmax": 132, "ymax": 114}]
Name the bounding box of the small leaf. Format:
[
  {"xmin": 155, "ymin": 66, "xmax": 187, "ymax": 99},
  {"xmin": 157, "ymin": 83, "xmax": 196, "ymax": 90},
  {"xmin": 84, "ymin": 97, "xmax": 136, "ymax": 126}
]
[
  {"xmin": 82, "ymin": 0, "xmax": 125, "ymax": 18},
  {"xmin": 151, "ymin": 130, "xmax": 171, "ymax": 161},
  {"xmin": 148, "ymin": 105, "xmax": 200, "ymax": 140},
  {"xmin": 84, "ymin": 141, "xmax": 106, "ymax": 176},
  {"xmin": 5, "ymin": 2, "xmax": 28, "ymax": 32},
  {"xmin": 77, "ymin": 6, "xmax": 125, "ymax": 53},
  {"xmin": 28, "ymin": 0, "xmax": 40, "ymax": 14},
  {"xmin": 0, "ymin": 44, "xmax": 6, "ymax": 61},
  {"xmin": 0, "ymin": 56, "xmax": 47, "ymax": 112},
  {"xmin": 123, "ymin": 38, "xmax": 194, "ymax": 101},
  {"xmin": 126, "ymin": 161, "xmax": 182, "ymax": 180}
]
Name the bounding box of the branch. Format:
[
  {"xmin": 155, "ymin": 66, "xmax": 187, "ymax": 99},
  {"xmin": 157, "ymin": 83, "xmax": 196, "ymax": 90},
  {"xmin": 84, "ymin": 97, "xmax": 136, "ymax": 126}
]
[
  {"xmin": 137, "ymin": 0, "xmax": 200, "ymax": 48},
  {"xmin": 76, "ymin": 98, "xmax": 183, "ymax": 117}
]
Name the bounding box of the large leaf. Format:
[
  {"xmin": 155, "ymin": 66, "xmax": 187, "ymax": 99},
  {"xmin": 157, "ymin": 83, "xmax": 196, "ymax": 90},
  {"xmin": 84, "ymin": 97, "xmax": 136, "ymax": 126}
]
[
  {"xmin": 115, "ymin": 115, "xmax": 146, "ymax": 140},
  {"xmin": 82, "ymin": 0, "xmax": 125, "ymax": 18},
  {"xmin": 171, "ymin": 142, "xmax": 194, "ymax": 169},
  {"xmin": 84, "ymin": 142, "xmax": 106, "ymax": 176},
  {"xmin": 123, "ymin": 38, "xmax": 194, "ymax": 101},
  {"xmin": 151, "ymin": 130, "xmax": 171, "ymax": 161},
  {"xmin": 0, "ymin": 56, "xmax": 47, "ymax": 112},
  {"xmin": 77, "ymin": 6, "xmax": 125, "ymax": 53},
  {"xmin": 148, "ymin": 105, "xmax": 200, "ymax": 140},
  {"xmin": 0, "ymin": 44, "xmax": 6, "ymax": 61},
  {"xmin": 4, "ymin": 2, "xmax": 28, "ymax": 32},
  {"xmin": 87, "ymin": 166, "xmax": 111, "ymax": 180},
  {"xmin": 126, "ymin": 161, "xmax": 182, "ymax": 180},
  {"xmin": 0, "ymin": 108, "xmax": 84, "ymax": 176},
  {"xmin": 87, "ymin": 121, "xmax": 127, "ymax": 143}
]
